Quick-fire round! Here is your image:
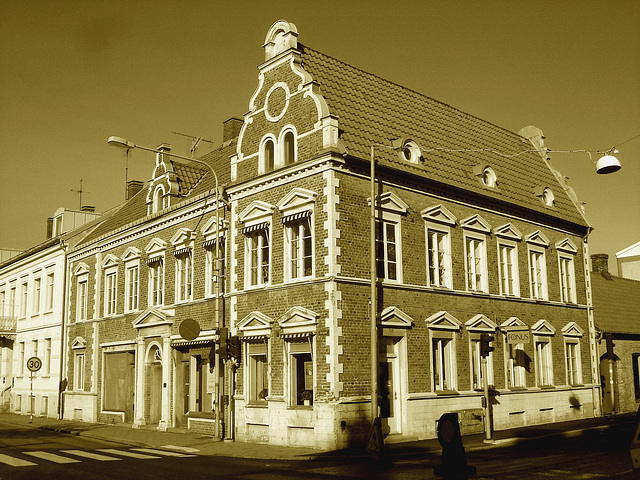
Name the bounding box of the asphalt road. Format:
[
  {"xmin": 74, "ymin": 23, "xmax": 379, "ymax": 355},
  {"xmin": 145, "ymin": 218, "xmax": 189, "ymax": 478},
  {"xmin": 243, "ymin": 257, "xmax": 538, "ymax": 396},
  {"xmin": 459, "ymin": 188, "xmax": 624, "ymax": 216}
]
[{"xmin": 0, "ymin": 418, "xmax": 638, "ymax": 479}]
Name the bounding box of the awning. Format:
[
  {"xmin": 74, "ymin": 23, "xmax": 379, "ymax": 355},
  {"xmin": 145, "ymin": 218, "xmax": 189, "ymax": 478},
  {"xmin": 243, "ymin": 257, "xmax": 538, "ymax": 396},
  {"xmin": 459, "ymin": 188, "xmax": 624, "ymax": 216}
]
[
  {"xmin": 241, "ymin": 221, "xmax": 270, "ymax": 234},
  {"xmin": 281, "ymin": 210, "xmax": 311, "ymax": 224}
]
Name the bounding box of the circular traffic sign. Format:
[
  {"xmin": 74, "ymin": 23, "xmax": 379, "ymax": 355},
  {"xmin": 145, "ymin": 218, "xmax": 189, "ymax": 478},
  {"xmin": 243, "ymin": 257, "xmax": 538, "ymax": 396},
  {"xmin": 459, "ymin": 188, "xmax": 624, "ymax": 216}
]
[
  {"xmin": 179, "ymin": 318, "xmax": 201, "ymax": 341},
  {"xmin": 27, "ymin": 356, "xmax": 42, "ymax": 372}
]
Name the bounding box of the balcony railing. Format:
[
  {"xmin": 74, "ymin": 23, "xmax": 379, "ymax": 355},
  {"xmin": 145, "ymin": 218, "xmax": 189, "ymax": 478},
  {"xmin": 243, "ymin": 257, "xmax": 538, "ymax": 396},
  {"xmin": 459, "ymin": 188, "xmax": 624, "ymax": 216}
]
[{"xmin": 0, "ymin": 312, "xmax": 16, "ymax": 334}]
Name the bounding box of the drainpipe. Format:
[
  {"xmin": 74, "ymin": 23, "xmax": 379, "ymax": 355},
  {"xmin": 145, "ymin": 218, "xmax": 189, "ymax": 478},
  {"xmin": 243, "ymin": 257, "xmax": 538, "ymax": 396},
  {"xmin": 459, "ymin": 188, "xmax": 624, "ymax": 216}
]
[{"xmin": 57, "ymin": 239, "xmax": 69, "ymax": 419}]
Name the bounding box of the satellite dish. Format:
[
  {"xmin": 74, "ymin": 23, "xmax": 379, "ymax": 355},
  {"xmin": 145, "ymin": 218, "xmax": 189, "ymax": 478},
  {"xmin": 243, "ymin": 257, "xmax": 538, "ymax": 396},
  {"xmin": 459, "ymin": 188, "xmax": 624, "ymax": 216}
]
[
  {"xmin": 596, "ymin": 154, "xmax": 621, "ymax": 174},
  {"xmin": 179, "ymin": 318, "xmax": 201, "ymax": 341}
]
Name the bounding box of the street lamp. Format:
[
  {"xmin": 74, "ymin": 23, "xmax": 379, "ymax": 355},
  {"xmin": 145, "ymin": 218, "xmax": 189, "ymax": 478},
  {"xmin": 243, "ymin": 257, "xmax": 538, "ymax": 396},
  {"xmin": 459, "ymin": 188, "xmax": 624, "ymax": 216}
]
[{"xmin": 107, "ymin": 136, "xmax": 226, "ymax": 438}]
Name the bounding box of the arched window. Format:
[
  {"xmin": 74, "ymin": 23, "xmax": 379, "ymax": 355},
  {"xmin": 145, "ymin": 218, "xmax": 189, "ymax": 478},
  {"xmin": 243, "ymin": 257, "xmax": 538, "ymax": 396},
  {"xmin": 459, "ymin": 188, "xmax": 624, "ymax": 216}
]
[
  {"xmin": 153, "ymin": 186, "xmax": 165, "ymax": 213},
  {"xmin": 283, "ymin": 130, "xmax": 296, "ymax": 166},
  {"xmin": 264, "ymin": 139, "xmax": 275, "ymax": 173}
]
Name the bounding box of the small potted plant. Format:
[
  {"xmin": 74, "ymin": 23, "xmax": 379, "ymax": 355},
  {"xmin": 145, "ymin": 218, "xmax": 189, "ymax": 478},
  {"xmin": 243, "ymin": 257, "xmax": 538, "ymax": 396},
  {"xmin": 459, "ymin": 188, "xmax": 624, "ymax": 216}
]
[{"xmin": 301, "ymin": 390, "xmax": 312, "ymax": 406}]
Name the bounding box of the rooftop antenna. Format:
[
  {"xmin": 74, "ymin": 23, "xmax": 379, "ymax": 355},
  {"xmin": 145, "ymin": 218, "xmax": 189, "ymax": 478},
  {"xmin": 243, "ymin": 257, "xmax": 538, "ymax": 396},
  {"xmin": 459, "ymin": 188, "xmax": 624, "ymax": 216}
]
[
  {"xmin": 172, "ymin": 131, "xmax": 215, "ymax": 158},
  {"xmin": 71, "ymin": 179, "xmax": 90, "ymax": 210}
]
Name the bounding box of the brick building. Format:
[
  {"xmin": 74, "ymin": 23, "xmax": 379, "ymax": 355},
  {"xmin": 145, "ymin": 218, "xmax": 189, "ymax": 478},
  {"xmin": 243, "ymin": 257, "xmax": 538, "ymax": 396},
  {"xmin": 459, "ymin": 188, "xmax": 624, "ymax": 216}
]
[
  {"xmin": 591, "ymin": 253, "xmax": 640, "ymax": 415},
  {"xmin": 63, "ymin": 20, "xmax": 598, "ymax": 449}
]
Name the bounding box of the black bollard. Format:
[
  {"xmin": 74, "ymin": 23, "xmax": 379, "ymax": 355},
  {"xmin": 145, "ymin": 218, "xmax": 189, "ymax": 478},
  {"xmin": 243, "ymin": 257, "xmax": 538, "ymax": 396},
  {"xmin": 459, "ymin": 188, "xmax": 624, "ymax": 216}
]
[{"xmin": 434, "ymin": 412, "xmax": 476, "ymax": 478}]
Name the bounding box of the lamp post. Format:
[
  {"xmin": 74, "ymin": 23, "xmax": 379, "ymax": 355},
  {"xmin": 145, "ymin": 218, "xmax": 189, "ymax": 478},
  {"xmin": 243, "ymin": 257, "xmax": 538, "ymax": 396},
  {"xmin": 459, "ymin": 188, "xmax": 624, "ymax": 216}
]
[{"xmin": 107, "ymin": 136, "xmax": 226, "ymax": 439}]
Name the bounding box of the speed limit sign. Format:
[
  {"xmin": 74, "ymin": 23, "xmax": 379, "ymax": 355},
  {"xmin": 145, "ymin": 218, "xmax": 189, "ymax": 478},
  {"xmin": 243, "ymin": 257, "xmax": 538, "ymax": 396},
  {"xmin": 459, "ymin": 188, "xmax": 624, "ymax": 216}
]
[{"xmin": 27, "ymin": 357, "xmax": 42, "ymax": 372}]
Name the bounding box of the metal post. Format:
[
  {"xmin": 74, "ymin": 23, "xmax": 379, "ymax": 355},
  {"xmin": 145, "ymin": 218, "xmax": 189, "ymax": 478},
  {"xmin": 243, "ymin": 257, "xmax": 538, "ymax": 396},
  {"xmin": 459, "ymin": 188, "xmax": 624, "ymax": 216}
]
[
  {"xmin": 370, "ymin": 145, "xmax": 378, "ymax": 422},
  {"xmin": 30, "ymin": 370, "xmax": 33, "ymax": 424},
  {"xmin": 482, "ymin": 357, "xmax": 492, "ymax": 441},
  {"xmin": 214, "ymin": 186, "xmax": 221, "ymax": 439}
]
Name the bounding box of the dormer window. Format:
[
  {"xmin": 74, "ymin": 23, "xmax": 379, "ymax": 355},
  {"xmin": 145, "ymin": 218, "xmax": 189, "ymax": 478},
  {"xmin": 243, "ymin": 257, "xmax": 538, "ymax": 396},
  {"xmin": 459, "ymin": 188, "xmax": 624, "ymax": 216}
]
[
  {"xmin": 482, "ymin": 167, "xmax": 497, "ymax": 188},
  {"xmin": 401, "ymin": 140, "xmax": 421, "ymax": 164},
  {"xmin": 153, "ymin": 186, "xmax": 166, "ymax": 213},
  {"xmin": 541, "ymin": 188, "xmax": 554, "ymax": 207}
]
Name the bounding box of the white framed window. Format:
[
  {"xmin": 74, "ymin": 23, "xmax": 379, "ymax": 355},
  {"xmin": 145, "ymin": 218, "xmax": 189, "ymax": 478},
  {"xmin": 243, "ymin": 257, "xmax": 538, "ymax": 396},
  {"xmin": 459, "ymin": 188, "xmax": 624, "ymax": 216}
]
[
  {"xmin": 19, "ymin": 342, "xmax": 25, "ymax": 375},
  {"xmin": 261, "ymin": 136, "xmax": 276, "ymax": 174},
  {"xmin": 202, "ymin": 217, "xmax": 227, "ymax": 298},
  {"xmin": 461, "ymin": 215, "xmax": 492, "ymax": 293},
  {"xmin": 175, "ymin": 251, "xmax": 193, "ymax": 303},
  {"xmin": 125, "ymin": 264, "xmax": 139, "ymax": 312},
  {"xmin": 506, "ymin": 342, "xmax": 527, "ymax": 388},
  {"xmin": 74, "ymin": 352, "xmax": 85, "ymax": 391},
  {"xmin": 20, "ymin": 279, "xmax": 28, "ymax": 318},
  {"xmin": 247, "ymin": 342, "xmax": 269, "ymax": 405},
  {"xmin": 562, "ymin": 322, "xmax": 583, "ymax": 386},
  {"xmin": 148, "ymin": 258, "xmax": 164, "ymax": 306},
  {"xmin": 45, "ymin": 272, "xmax": 54, "ymax": 311},
  {"xmin": 0, "ymin": 288, "xmax": 5, "ymax": 318},
  {"xmin": 33, "ymin": 276, "xmax": 41, "ymax": 314},
  {"xmin": 122, "ymin": 247, "xmax": 141, "ymax": 313},
  {"xmin": 41, "ymin": 396, "xmax": 49, "ymax": 417},
  {"xmin": 498, "ymin": 242, "xmax": 519, "ymax": 296},
  {"xmin": 9, "ymin": 284, "xmax": 16, "ymax": 318},
  {"xmin": 44, "ymin": 338, "xmax": 51, "ymax": 375},
  {"xmin": 77, "ymin": 279, "xmax": 88, "ymax": 321},
  {"xmin": 281, "ymin": 128, "xmax": 297, "ymax": 167},
  {"xmin": 534, "ymin": 337, "xmax": 553, "ymax": 386},
  {"xmin": 528, "ymin": 248, "xmax": 547, "ymax": 300},
  {"xmin": 465, "ymin": 235, "xmax": 487, "ymax": 292},
  {"xmin": 370, "ymin": 192, "xmax": 407, "ymax": 284},
  {"xmin": 104, "ymin": 271, "xmax": 117, "ymax": 316},
  {"xmin": 171, "ymin": 230, "xmax": 194, "ymax": 304},
  {"xmin": 532, "ymin": 319, "xmax": 555, "ymax": 387},
  {"xmin": 101, "ymin": 255, "xmax": 119, "ymax": 317},
  {"xmin": 287, "ymin": 339, "xmax": 314, "ymax": 407},
  {"xmin": 285, "ymin": 214, "xmax": 313, "ymax": 281},
  {"xmin": 426, "ymin": 228, "xmax": 452, "ymax": 288},
  {"xmin": 247, "ymin": 229, "xmax": 270, "ymax": 286},
  {"xmin": 32, "ymin": 339, "xmax": 38, "ymax": 363},
  {"xmin": 466, "ymin": 315, "xmax": 497, "ymax": 390},
  {"xmin": 240, "ymin": 201, "xmax": 275, "ymax": 289},
  {"xmin": 558, "ymin": 255, "xmax": 576, "ymax": 303},
  {"xmin": 427, "ymin": 311, "xmax": 461, "ymax": 392}
]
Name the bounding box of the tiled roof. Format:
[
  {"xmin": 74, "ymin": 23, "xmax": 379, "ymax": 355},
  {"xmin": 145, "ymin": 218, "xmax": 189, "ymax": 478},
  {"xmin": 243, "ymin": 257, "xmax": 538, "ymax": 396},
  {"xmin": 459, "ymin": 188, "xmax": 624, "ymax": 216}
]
[
  {"xmin": 299, "ymin": 45, "xmax": 588, "ymax": 228},
  {"xmin": 76, "ymin": 141, "xmax": 235, "ymax": 248},
  {"xmin": 591, "ymin": 272, "xmax": 640, "ymax": 335}
]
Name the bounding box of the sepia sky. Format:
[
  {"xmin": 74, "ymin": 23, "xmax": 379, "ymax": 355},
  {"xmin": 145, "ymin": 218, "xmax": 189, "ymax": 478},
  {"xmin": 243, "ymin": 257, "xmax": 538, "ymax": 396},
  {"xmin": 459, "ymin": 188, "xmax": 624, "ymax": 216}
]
[{"xmin": 0, "ymin": 0, "xmax": 638, "ymax": 273}]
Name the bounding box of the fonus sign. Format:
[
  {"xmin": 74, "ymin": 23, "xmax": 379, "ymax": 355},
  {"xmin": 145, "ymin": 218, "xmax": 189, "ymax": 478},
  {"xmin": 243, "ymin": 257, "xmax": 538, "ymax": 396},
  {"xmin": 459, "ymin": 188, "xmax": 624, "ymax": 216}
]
[{"xmin": 505, "ymin": 327, "xmax": 530, "ymax": 345}]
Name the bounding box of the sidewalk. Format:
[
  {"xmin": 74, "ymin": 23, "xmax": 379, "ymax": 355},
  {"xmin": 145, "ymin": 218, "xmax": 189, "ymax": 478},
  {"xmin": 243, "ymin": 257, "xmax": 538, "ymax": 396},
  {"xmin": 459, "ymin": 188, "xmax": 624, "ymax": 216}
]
[{"xmin": 0, "ymin": 412, "xmax": 635, "ymax": 461}]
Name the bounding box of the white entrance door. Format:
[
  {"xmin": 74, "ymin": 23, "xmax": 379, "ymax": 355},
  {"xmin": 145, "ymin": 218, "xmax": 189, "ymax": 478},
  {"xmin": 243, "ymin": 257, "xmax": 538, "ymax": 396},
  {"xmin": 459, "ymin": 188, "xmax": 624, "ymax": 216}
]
[{"xmin": 379, "ymin": 337, "xmax": 401, "ymax": 434}]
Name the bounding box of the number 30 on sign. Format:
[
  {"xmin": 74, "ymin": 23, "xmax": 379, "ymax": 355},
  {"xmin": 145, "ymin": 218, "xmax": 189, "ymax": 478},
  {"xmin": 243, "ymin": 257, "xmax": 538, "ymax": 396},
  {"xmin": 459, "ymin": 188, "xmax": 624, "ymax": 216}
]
[{"xmin": 27, "ymin": 357, "xmax": 42, "ymax": 372}]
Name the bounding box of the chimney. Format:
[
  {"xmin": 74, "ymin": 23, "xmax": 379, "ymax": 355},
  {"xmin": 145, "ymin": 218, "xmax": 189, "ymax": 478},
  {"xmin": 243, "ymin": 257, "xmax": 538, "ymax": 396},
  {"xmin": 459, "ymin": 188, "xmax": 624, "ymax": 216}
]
[
  {"xmin": 81, "ymin": 205, "xmax": 96, "ymax": 213},
  {"xmin": 223, "ymin": 118, "xmax": 243, "ymax": 142},
  {"xmin": 591, "ymin": 253, "xmax": 609, "ymax": 274},
  {"xmin": 156, "ymin": 143, "xmax": 171, "ymax": 165},
  {"xmin": 46, "ymin": 217, "xmax": 53, "ymax": 239},
  {"xmin": 126, "ymin": 180, "xmax": 144, "ymax": 200}
]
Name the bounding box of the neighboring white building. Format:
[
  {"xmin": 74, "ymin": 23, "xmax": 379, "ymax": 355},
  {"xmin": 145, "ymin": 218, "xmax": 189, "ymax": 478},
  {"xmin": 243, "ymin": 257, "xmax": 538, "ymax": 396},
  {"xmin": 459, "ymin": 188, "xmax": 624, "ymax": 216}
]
[
  {"xmin": 0, "ymin": 207, "xmax": 104, "ymax": 418},
  {"xmin": 617, "ymin": 241, "xmax": 640, "ymax": 281}
]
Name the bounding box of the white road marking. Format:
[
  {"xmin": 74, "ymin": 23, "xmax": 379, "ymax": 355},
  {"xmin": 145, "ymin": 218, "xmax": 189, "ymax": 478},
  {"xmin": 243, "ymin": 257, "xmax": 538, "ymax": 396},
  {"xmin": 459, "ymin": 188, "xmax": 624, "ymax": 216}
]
[
  {"xmin": 161, "ymin": 444, "xmax": 200, "ymax": 453},
  {"xmin": 61, "ymin": 449, "xmax": 122, "ymax": 461},
  {"xmin": 24, "ymin": 451, "xmax": 81, "ymax": 464},
  {"xmin": 98, "ymin": 448, "xmax": 160, "ymax": 459},
  {"xmin": 0, "ymin": 454, "xmax": 37, "ymax": 467},
  {"xmin": 132, "ymin": 448, "xmax": 196, "ymax": 457}
]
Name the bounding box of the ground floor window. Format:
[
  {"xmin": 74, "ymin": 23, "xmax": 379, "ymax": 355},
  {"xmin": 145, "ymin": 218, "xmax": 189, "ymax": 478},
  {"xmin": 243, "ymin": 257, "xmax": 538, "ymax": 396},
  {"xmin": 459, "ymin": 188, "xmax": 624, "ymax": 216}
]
[
  {"xmin": 41, "ymin": 396, "xmax": 48, "ymax": 417},
  {"xmin": 74, "ymin": 352, "xmax": 85, "ymax": 391},
  {"xmin": 182, "ymin": 353, "xmax": 213, "ymax": 414},
  {"xmin": 535, "ymin": 337, "xmax": 553, "ymax": 387},
  {"xmin": 565, "ymin": 340, "xmax": 581, "ymax": 386},
  {"xmin": 288, "ymin": 339, "xmax": 313, "ymax": 406},
  {"xmin": 470, "ymin": 336, "xmax": 494, "ymax": 389},
  {"xmin": 247, "ymin": 342, "xmax": 268, "ymax": 405},
  {"xmin": 432, "ymin": 335, "xmax": 456, "ymax": 391},
  {"xmin": 506, "ymin": 343, "xmax": 527, "ymax": 388},
  {"xmin": 633, "ymin": 353, "xmax": 640, "ymax": 400}
]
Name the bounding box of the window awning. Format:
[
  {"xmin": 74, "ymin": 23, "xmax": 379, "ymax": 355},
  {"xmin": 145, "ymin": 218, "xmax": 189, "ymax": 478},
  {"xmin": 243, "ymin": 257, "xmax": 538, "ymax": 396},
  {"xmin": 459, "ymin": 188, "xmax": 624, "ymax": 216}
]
[
  {"xmin": 241, "ymin": 221, "xmax": 269, "ymax": 234},
  {"xmin": 281, "ymin": 210, "xmax": 311, "ymax": 224},
  {"xmin": 146, "ymin": 255, "xmax": 163, "ymax": 265},
  {"xmin": 174, "ymin": 247, "xmax": 192, "ymax": 257}
]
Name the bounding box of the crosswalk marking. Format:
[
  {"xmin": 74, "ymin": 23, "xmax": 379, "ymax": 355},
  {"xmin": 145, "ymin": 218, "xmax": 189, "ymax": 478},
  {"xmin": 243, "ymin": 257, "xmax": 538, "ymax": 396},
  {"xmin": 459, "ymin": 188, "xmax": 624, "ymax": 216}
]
[
  {"xmin": 132, "ymin": 448, "xmax": 196, "ymax": 457},
  {"xmin": 24, "ymin": 451, "xmax": 81, "ymax": 464},
  {"xmin": 98, "ymin": 448, "xmax": 160, "ymax": 459},
  {"xmin": 161, "ymin": 444, "xmax": 200, "ymax": 453},
  {"xmin": 61, "ymin": 449, "xmax": 122, "ymax": 461},
  {"xmin": 0, "ymin": 453, "xmax": 36, "ymax": 467}
]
